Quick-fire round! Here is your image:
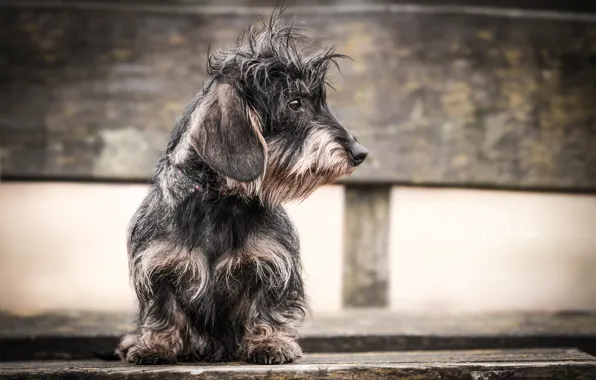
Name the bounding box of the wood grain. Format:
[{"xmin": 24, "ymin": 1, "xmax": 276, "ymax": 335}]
[
  {"xmin": 343, "ymin": 186, "xmax": 390, "ymax": 307},
  {"xmin": 1, "ymin": 2, "xmax": 595, "ymax": 190},
  {"xmin": 0, "ymin": 349, "xmax": 594, "ymax": 379}
]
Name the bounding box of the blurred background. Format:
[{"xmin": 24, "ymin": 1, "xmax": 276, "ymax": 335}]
[{"xmin": 0, "ymin": 0, "xmax": 595, "ymax": 323}]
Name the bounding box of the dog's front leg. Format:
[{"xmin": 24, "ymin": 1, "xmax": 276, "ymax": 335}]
[
  {"xmin": 119, "ymin": 286, "xmax": 189, "ymax": 365},
  {"xmin": 234, "ymin": 230, "xmax": 306, "ymax": 365},
  {"xmin": 244, "ymin": 316, "xmax": 303, "ymax": 365},
  {"xmin": 241, "ymin": 272, "xmax": 305, "ymax": 364}
]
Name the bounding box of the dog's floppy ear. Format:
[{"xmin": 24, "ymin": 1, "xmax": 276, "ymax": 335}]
[{"xmin": 188, "ymin": 83, "xmax": 266, "ymax": 182}]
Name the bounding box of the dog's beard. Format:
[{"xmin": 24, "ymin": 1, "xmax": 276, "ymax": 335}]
[
  {"xmin": 260, "ymin": 164, "xmax": 349, "ymax": 206},
  {"xmin": 223, "ymin": 128, "xmax": 353, "ymax": 206}
]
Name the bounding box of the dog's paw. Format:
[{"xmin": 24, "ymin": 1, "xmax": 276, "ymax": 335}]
[
  {"xmin": 246, "ymin": 338, "xmax": 302, "ymax": 365},
  {"xmin": 126, "ymin": 346, "xmax": 177, "ymax": 365}
]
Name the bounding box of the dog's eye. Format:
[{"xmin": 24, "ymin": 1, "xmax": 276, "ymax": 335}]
[{"xmin": 289, "ymin": 98, "xmax": 302, "ymax": 111}]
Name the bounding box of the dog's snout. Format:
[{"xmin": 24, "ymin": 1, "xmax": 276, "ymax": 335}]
[{"xmin": 348, "ymin": 137, "xmax": 368, "ymax": 166}]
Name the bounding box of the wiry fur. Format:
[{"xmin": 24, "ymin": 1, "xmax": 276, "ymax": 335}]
[{"xmin": 115, "ymin": 6, "xmax": 367, "ymax": 365}]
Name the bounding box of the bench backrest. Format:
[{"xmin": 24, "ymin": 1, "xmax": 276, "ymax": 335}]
[{"xmin": 1, "ymin": 0, "xmax": 595, "ymax": 309}]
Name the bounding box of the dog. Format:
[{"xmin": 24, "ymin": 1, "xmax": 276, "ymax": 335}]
[{"xmin": 115, "ymin": 7, "xmax": 368, "ymax": 365}]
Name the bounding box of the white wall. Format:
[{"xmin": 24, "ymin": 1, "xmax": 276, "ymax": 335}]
[
  {"xmin": 389, "ymin": 187, "xmax": 596, "ymax": 313},
  {"xmin": 0, "ymin": 182, "xmax": 344, "ymax": 314},
  {"xmin": 0, "ymin": 182, "xmax": 594, "ymax": 315}
]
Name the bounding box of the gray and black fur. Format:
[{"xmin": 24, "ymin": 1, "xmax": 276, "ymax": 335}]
[{"xmin": 115, "ymin": 7, "xmax": 368, "ymax": 365}]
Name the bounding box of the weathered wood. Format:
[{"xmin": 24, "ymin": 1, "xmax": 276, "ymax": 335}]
[
  {"xmin": 1, "ymin": 1, "xmax": 596, "ymax": 190},
  {"xmin": 2, "ymin": 0, "xmax": 596, "ymax": 15},
  {"xmin": 2, "ymin": 310, "xmax": 596, "ymax": 361},
  {"xmin": 343, "ymin": 186, "xmax": 390, "ymax": 307},
  {"xmin": 3, "ymin": 0, "xmax": 596, "ymax": 14},
  {"xmin": 0, "ymin": 349, "xmax": 595, "ymax": 379}
]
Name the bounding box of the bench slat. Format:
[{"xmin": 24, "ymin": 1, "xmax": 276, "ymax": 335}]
[
  {"xmin": 1, "ymin": 3, "xmax": 595, "ymax": 190},
  {"xmin": 0, "ymin": 349, "xmax": 595, "ymax": 379},
  {"xmin": 2, "ymin": 310, "xmax": 596, "ymax": 361}
]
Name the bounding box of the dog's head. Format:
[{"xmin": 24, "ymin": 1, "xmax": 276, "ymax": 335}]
[{"xmin": 181, "ymin": 10, "xmax": 367, "ymax": 205}]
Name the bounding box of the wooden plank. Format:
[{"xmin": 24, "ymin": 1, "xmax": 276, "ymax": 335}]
[
  {"xmin": 2, "ymin": 0, "xmax": 596, "ymax": 16},
  {"xmin": 2, "ymin": 310, "xmax": 596, "ymax": 361},
  {"xmin": 1, "ymin": 2, "xmax": 596, "ymax": 190},
  {"xmin": 0, "ymin": 349, "xmax": 594, "ymax": 379},
  {"xmin": 343, "ymin": 186, "xmax": 390, "ymax": 308}
]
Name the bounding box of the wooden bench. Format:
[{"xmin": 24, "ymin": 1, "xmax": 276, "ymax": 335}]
[
  {"xmin": 1, "ymin": 349, "xmax": 595, "ymax": 379},
  {"xmin": 1, "ymin": 0, "xmax": 596, "ymax": 377},
  {"xmin": 2, "ymin": 309, "xmax": 596, "ymax": 360}
]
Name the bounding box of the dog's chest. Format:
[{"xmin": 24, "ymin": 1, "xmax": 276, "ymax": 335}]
[{"xmin": 213, "ymin": 230, "xmax": 298, "ymax": 289}]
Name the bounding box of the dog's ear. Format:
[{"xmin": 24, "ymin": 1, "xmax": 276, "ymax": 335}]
[{"xmin": 188, "ymin": 83, "xmax": 266, "ymax": 182}]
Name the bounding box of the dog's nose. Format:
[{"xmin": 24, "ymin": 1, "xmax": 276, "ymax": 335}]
[{"xmin": 348, "ymin": 139, "xmax": 368, "ymax": 166}]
